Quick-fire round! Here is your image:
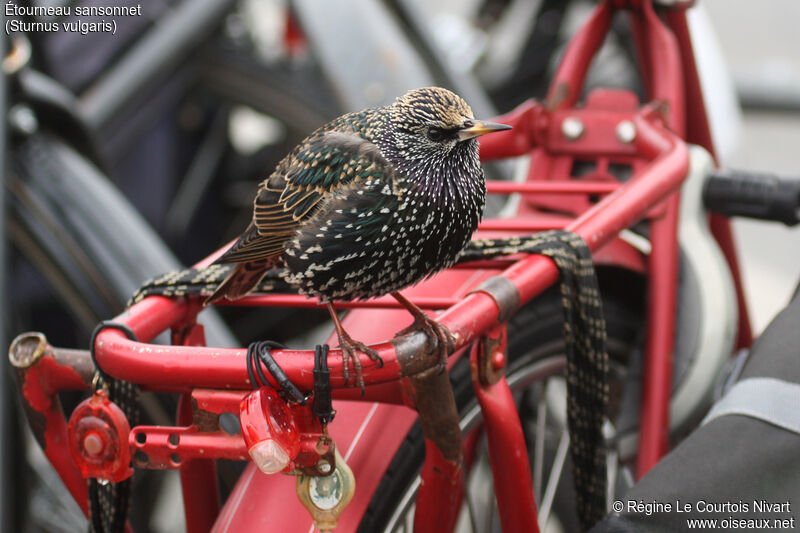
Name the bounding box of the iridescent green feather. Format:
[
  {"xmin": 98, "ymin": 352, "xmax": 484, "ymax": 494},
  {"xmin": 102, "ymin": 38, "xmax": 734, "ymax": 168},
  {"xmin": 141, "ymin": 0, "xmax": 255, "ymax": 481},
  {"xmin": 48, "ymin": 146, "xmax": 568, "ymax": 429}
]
[{"xmin": 214, "ymin": 111, "xmax": 391, "ymax": 265}]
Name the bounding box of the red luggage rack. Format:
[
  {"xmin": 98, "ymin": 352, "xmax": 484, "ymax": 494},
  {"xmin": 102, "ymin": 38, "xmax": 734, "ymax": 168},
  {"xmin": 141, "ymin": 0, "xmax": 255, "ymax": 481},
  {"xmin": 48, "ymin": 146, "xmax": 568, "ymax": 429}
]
[
  {"xmin": 10, "ymin": 3, "xmax": 696, "ymax": 532},
  {"xmin": 11, "ymin": 99, "xmax": 688, "ymax": 531}
]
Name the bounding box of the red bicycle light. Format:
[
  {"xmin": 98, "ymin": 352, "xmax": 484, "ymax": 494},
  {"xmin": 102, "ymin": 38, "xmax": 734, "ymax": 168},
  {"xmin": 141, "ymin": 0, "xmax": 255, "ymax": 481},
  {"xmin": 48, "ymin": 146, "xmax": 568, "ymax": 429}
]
[
  {"xmin": 240, "ymin": 387, "xmax": 301, "ymax": 474},
  {"xmin": 67, "ymin": 389, "xmax": 133, "ymax": 483}
]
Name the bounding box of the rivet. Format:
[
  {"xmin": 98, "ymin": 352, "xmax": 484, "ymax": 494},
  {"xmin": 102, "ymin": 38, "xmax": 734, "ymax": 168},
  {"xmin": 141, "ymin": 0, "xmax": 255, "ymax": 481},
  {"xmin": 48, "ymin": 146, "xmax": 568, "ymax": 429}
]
[
  {"xmin": 561, "ymin": 117, "xmax": 584, "ymax": 140},
  {"xmin": 616, "ymin": 120, "xmax": 636, "ymax": 144},
  {"xmin": 317, "ymin": 459, "xmax": 332, "ymax": 474},
  {"xmin": 491, "ymin": 351, "xmax": 505, "ymax": 371}
]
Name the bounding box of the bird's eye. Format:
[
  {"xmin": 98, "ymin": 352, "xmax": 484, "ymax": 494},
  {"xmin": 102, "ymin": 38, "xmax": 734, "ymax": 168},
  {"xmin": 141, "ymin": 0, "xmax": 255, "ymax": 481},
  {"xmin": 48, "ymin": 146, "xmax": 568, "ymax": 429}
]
[
  {"xmin": 462, "ymin": 120, "xmax": 474, "ymax": 129},
  {"xmin": 427, "ymin": 127, "xmax": 446, "ymax": 142}
]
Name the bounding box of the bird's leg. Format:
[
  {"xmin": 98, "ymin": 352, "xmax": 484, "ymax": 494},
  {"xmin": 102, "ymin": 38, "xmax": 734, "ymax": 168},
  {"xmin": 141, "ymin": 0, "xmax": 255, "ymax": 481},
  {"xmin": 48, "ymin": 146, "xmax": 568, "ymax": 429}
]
[
  {"xmin": 391, "ymin": 291, "xmax": 455, "ymax": 373},
  {"xmin": 326, "ymin": 303, "xmax": 383, "ymax": 392}
]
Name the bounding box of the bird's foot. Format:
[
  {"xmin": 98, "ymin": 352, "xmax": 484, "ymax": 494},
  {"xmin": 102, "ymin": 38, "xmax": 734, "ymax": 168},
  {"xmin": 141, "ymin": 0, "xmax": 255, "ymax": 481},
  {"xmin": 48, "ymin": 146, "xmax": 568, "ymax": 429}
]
[
  {"xmin": 337, "ymin": 333, "xmax": 383, "ymax": 394},
  {"xmin": 396, "ymin": 314, "xmax": 455, "ymax": 376}
]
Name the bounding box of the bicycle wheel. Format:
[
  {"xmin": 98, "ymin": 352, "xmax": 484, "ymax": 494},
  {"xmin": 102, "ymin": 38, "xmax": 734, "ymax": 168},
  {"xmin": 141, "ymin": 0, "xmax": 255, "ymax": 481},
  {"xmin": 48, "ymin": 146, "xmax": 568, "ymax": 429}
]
[{"xmin": 358, "ymin": 283, "xmax": 642, "ymax": 532}]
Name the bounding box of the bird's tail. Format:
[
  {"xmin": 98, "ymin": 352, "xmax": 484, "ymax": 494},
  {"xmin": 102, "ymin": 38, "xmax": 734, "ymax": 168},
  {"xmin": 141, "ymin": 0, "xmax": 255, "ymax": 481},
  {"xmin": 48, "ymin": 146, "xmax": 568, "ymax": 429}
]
[{"xmin": 204, "ymin": 260, "xmax": 270, "ymax": 306}]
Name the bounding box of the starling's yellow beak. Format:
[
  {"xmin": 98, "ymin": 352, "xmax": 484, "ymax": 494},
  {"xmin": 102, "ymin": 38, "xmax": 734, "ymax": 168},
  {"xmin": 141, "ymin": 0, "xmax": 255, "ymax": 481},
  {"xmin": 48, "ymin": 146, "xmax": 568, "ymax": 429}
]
[{"xmin": 457, "ymin": 120, "xmax": 512, "ymax": 141}]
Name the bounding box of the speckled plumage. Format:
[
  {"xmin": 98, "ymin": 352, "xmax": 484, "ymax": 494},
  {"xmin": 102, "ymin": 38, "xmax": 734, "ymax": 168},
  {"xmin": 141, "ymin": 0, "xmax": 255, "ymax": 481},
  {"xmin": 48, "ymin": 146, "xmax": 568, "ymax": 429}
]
[{"xmin": 207, "ymin": 87, "xmax": 501, "ymax": 305}]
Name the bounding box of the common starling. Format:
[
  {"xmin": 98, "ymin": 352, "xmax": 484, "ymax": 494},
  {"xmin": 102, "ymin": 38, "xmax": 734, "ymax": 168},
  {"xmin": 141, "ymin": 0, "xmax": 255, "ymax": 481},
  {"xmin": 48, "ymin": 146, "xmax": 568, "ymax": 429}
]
[{"xmin": 207, "ymin": 87, "xmax": 511, "ymax": 386}]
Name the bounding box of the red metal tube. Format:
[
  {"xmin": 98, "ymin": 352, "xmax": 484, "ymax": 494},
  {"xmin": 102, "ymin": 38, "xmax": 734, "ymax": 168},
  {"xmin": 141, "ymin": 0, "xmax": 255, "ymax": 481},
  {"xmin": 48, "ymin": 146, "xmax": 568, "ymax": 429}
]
[
  {"xmin": 485, "ymin": 180, "xmax": 620, "ymax": 195},
  {"xmin": 408, "ymin": 358, "xmax": 465, "ymax": 533},
  {"xmin": 478, "ymin": 218, "xmax": 568, "ymax": 232},
  {"xmin": 478, "ymin": 100, "xmax": 542, "ymax": 160},
  {"xmin": 663, "ymin": 8, "xmax": 753, "ymax": 349},
  {"xmin": 177, "ymin": 393, "xmax": 221, "ymax": 533},
  {"xmin": 9, "ymin": 339, "xmax": 92, "ymax": 516},
  {"xmin": 413, "ymin": 440, "xmax": 464, "ymax": 533},
  {"xmin": 663, "ymin": 8, "xmax": 715, "ymax": 156},
  {"xmin": 636, "ymin": 194, "xmax": 680, "ymax": 476},
  {"xmin": 470, "ymin": 344, "xmax": 539, "ymax": 533},
  {"xmin": 217, "ymin": 294, "xmax": 460, "ymax": 310},
  {"xmin": 546, "ymin": 0, "xmax": 613, "ymax": 109},
  {"xmin": 639, "ymin": 1, "xmax": 685, "ymax": 135},
  {"xmin": 95, "ymin": 330, "xmax": 398, "ymax": 390},
  {"xmin": 93, "ymin": 111, "xmax": 688, "ymax": 394},
  {"xmin": 497, "ymin": 112, "xmax": 687, "ymax": 306},
  {"xmin": 710, "ymin": 214, "xmax": 753, "ymax": 348},
  {"xmin": 630, "ymin": 1, "xmax": 685, "ymax": 473}
]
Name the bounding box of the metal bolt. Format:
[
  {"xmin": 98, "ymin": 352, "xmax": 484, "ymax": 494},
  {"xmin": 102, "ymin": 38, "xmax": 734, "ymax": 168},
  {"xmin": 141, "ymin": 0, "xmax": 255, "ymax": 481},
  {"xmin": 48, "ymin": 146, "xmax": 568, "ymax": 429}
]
[
  {"xmin": 9, "ymin": 104, "xmax": 38, "ymax": 135},
  {"xmin": 561, "ymin": 117, "xmax": 584, "ymax": 140},
  {"xmin": 616, "ymin": 120, "xmax": 636, "ymax": 144},
  {"xmin": 317, "ymin": 459, "xmax": 332, "ymax": 475},
  {"xmin": 491, "ymin": 351, "xmax": 505, "ymax": 371}
]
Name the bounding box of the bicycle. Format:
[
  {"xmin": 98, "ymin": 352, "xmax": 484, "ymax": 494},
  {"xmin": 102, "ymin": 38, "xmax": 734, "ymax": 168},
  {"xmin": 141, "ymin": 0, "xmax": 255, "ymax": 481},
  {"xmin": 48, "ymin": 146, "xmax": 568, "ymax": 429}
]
[{"xmin": 10, "ymin": 1, "xmax": 800, "ymax": 532}]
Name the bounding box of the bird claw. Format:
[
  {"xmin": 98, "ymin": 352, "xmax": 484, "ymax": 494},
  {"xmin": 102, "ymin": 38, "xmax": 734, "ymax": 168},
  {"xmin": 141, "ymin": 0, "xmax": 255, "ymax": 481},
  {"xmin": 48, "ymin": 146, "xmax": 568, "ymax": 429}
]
[{"xmin": 338, "ymin": 336, "xmax": 383, "ymax": 394}]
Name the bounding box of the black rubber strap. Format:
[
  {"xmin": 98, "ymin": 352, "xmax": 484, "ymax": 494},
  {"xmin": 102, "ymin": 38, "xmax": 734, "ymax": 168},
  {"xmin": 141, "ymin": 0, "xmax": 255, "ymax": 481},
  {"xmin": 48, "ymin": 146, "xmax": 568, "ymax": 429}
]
[
  {"xmin": 313, "ymin": 344, "xmax": 336, "ymax": 425},
  {"xmin": 90, "ymin": 321, "xmax": 138, "ymax": 387}
]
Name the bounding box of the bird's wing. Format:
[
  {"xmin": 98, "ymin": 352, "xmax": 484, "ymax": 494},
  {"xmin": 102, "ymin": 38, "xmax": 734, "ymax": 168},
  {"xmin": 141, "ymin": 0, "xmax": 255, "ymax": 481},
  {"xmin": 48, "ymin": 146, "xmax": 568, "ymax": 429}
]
[{"xmin": 215, "ymin": 131, "xmax": 396, "ymax": 264}]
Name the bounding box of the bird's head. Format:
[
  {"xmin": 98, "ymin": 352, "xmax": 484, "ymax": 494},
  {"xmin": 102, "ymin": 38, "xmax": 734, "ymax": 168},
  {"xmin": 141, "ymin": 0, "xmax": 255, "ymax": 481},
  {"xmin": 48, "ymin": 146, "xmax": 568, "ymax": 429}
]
[{"xmin": 386, "ymin": 87, "xmax": 511, "ymax": 165}]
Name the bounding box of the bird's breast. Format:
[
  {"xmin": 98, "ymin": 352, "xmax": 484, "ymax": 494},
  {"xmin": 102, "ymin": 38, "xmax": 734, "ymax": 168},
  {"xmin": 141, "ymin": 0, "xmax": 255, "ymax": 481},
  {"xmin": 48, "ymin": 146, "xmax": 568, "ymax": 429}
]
[{"xmin": 282, "ymin": 164, "xmax": 484, "ymax": 301}]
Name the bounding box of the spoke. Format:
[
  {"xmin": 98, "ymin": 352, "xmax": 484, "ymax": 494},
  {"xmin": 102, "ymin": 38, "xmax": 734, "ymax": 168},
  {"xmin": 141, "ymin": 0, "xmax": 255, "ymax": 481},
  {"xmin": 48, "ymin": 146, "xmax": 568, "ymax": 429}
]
[
  {"xmin": 533, "ymin": 381, "xmax": 547, "ymax": 502},
  {"xmin": 538, "ymin": 428, "xmax": 569, "ymax": 530},
  {"xmin": 404, "ymin": 504, "xmax": 414, "ymax": 533},
  {"xmin": 465, "ymin": 474, "xmax": 479, "ymax": 533},
  {"xmin": 484, "ymin": 475, "xmax": 497, "ymax": 533}
]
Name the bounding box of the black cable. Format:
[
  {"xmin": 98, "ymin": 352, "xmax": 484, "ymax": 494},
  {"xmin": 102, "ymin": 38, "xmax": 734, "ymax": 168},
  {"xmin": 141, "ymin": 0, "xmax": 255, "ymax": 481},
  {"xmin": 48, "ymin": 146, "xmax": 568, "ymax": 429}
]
[
  {"xmin": 246, "ymin": 343, "xmax": 259, "ymax": 389},
  {"xmin": 246, "ymin": 340, "xmax": 307, "ymax": 405}
]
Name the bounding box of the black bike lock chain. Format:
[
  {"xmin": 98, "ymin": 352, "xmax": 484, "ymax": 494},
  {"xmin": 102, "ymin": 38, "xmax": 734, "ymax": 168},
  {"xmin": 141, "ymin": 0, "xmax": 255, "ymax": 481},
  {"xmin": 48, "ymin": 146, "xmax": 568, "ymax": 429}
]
[{"xmin": 88, "ymin": 321, "xmax": 141, "ymax": 533}]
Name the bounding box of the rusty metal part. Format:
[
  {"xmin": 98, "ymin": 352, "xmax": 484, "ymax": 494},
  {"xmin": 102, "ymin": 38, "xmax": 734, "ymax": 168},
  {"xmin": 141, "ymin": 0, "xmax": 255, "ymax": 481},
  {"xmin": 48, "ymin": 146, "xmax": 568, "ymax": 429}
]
[
  {"xmin": 191, "ymin": 402, "xmax": 221, "ymax": 433},
  {"xmin": 190, "ymin": 389, "xmax": 244, "ymax": 433},
  {"xmin": 407, "ymin": 364, "xmax": 464, "ymax": 533},
  {"xmin": 474, "ymin": 326, "xmax": 507, "ymax": 386},
  {"xmin": 392, "ymin": 329, "xmax": 438, "ymax": 377},
  {"xmin": 295, "ymin": 435, "xmax": 335, "ymax": 476},
  {"xmin": 8, "ymin": 332, "xmax": 93, "ymax": 515},
  {"xmin": 9, "ymin": 332, "xmax": 94, "ymax": 382},
  {"xmin": 469, "ymin": 276, "xmax": 520, "ymax": 324},
  {"xmin": 407, "ymin": 368, "xmax": 462, "ymax": 464},
  {"xmin": 9, "ymin": 331, "xmax": 47, "ymax": 368}
]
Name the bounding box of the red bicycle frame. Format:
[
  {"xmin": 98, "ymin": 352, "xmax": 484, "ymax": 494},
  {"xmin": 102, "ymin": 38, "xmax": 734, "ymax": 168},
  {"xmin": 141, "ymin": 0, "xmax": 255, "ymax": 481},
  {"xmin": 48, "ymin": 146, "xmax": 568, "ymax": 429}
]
[{"xmin": 11, "ymin": 1, "xmax": 752, "ymax": 532}]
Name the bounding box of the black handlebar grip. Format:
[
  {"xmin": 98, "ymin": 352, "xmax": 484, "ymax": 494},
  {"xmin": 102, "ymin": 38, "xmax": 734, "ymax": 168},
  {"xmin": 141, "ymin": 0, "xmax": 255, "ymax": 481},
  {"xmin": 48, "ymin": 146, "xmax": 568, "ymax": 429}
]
[{"xmin": 702, "ymin": 170, "xmax": 800, "ymax": 226}]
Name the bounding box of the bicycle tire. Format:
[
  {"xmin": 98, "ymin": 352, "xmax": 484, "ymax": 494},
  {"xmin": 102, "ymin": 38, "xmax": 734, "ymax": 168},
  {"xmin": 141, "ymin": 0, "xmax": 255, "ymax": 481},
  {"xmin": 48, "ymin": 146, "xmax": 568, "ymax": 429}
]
[{"xmin": 357, "ymin": 284, "xmax": 642, "ymax": 532}]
